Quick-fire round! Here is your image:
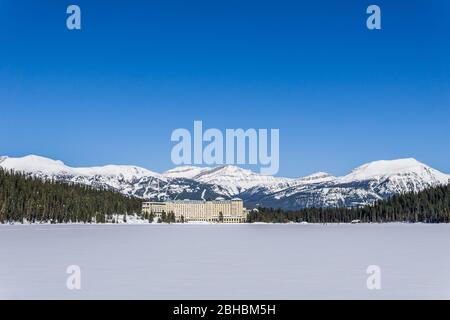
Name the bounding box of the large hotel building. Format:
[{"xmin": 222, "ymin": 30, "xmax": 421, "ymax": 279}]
[{"xmin": 142, "ymin": 198, "xmax": 248, "ymax": 223}]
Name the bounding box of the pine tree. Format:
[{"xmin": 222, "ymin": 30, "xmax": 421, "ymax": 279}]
[
  {"xmin": 248, "ymin": 184, "xmax": 450, "ymax": 224},
  {"xmin": 0, "ymin": 168, "xmax": 142, "ymax": 224}
]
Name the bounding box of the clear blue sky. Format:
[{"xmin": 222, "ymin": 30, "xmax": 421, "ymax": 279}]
[{"xmin": 0, "ymin": 0, "xmax": 449, "ymax": 177}]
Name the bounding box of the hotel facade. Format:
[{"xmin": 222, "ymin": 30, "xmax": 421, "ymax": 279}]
[{"xmin": 142, "ymin": 198, "xmax": 248, "ymax": 223}]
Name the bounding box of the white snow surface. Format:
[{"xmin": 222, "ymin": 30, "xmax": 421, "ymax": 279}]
[{"xmin": 1, "ymin": 223, "xmax": 450, "ymax": 299}]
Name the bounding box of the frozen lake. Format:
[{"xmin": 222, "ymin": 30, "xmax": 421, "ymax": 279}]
[{"xmin": 1, "ymin": 223, "xmax": 450, "ymax": 299}]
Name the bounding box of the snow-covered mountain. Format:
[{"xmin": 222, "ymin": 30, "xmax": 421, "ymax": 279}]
[
  {"xmin": 0, "ymin": 155, "xmax": 165, "ymax": 196},
  {"xmin": 181, "ymin": 165, "xmax": 295, "ymax": 195},
  {"xmin": 1, "ymin": 155, "xmax": 449, "ymax": 210},
  {"xmin": 243, "ymin": 158, "xmax": 450, "ymax": 210},
  {"xmin": 0, "ymin": 155, "xmax": 159, "ymax": 180}
]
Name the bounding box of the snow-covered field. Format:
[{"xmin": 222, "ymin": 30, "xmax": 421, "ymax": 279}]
[{"xmin": 1, "ymin": 223, "xmax": 450, "ymax": 300}]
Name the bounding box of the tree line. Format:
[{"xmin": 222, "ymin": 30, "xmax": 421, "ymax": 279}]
[
  {"xmin": 0, "ymin": 168, "xmax": 142, "ymax": 223},
  {"xmin": 248, "ymin": 184, "xmax": 450, "ymax": 223}
]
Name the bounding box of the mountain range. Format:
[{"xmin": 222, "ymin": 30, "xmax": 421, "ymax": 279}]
[{"xmin": 0, "ymin": 155, "xmax": 448, "ymax": 210}]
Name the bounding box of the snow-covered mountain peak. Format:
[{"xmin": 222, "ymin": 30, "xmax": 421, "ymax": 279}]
[
  {"xmin": 194, "ymin": 165, "xmax": 290, "ymax": 182},
  {"xmin": 196, "ymin": 165, "xmax": 256, "ymax": 178},
  {"xmin": 163, "ymin": 166, "xmax": 211, "ymax": 179},
  {"xmin": 75, "ymin": 165, "xmax": 159, "ymax": 180},
  {"xmin": 192, "ymin": 165, "xmax": 294, "ymax": 195},
  {"xmin": 298, "ymin": 172, "xmax": 336, "ymax": 183},
  {"xmin": 0, "ymin": 154, "xmax": 71, "ymax": 175},
  {"xmin": 341, "ymin": 158, "xmax": 449, "ymax": 185},
  {"xmin": 345, "ymin": 158, "xmax": 438, "ymax": 180},
  {"xmin": 18, "ymin": 154, "xmax": 66, "ymax": 166}
]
